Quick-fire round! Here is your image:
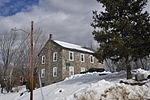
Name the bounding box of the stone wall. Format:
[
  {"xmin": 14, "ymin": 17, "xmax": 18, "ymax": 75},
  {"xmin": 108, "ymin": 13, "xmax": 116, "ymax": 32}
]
[
  {"xmin": 62, "ymin": 49, "xmax": 104, "ymax": 79},
  {"xmin": 38, "ymin": 40, "xmax": 63, "ymax": 85},
  {"xmin": 38, "ymin": 39, "xmax": 104, "ymax": 85}
]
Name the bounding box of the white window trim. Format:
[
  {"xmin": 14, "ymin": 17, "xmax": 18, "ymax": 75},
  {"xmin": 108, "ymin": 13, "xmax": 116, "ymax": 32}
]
[
  {"xmin": 53, "ymin": 67, "xmax": 57, "ymax": 77},
  {"xmin": 41, "ymin": 68, "xmax": 45, "ymax": 78},
  {"xmin": 41, "ymin": 55, "xmax": 45, "ymax": 64},
  {"xmin": 69, "ymin": 51, "xmax": 74, "ymax": 61},
  {"xmin": 90, "ymin": 55, "xmax": 94, "ymax": 63},
  {"xmin": 53, "ymin": 52, "xmax": 57, "ymax": 62},
  {"xmin": 80, "ymin": 53, "xmax": 85, "ymax": 62}
]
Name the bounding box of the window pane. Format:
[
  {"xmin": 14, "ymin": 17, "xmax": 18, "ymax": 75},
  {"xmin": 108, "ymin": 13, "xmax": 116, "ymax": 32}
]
[
  {"xmin": 41, "ymin": 69, "xmax": 45, "ymax": 78},
  {"xmin": 53, "ymin": 67, "xmax": 57, "ymax": 77},
  {"xmin": 42, "ymin": 55, "xmax": 45, "ymax": 64},
  {"xmin": 53, "ymin": 52, "xmax": 57, "ymax": 61},
  {"xmin": 80, "ymin": 53, "xmax": 85, "ymax": 62},
  {"xmin": 90, "ymin": 55, "xmax": 94, "ymax": 63},
  {"xmin": 69, "ymin": 51, "xmax": 74, "ymax": 61}
]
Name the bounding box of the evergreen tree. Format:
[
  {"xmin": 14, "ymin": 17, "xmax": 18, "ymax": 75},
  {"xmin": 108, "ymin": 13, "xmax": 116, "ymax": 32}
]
[{"xmin": 92, "ymin": 0, "xmax": 150, "ymax": 79}]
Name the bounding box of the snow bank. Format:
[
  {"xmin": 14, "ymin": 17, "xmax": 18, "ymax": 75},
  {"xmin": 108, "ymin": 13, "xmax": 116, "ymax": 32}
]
[
  {"xmin": 136, "ymin": 68, "xmax": 150, "ymax": 77},
  {"xmin": 67, "ymin": 80, "xmax": 150, "ymax": 100},
  {"xmin": 1, "ymin": 70, "xmax": 150, "ymax": 100},
  {"xmin": 64, "ymin": 74, "xmax": 85, "ymax": 81},
  {"xmin": 66, "ymin": 80, "xmax": 113, "ymax": 100},
  {"xmin": 0, "ymin": 85, "xmax": 27, "ymax": 100},
  {"xmin": 64, "ymin": 71, "xmax": 111, "ymax": 81}
]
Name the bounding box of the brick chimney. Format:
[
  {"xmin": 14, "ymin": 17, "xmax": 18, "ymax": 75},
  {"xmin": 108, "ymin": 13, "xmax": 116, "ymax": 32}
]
[{"xmin": 49, "ymin": 34, "xmax": 52, "ymax": 40}]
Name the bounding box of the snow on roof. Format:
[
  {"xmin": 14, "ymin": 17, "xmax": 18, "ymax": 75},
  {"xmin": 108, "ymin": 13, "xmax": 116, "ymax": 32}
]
[{"xmin": 53, "ymin": 40, "xmax": 94, "ymax": 53}]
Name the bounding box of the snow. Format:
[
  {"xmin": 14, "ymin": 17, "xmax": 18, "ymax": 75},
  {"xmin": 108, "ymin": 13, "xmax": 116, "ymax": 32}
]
[
  {"xmin": 54, "ymin": 40, "xmax": 94, "ymax": 53},
  {"xmin": 136, "ymin": 68, "xmax": 148, "ymax": 73},
  {"xmin": 132, "ymin": 68, "xmax": 150, "ymax": 79},
  {"xmin": 0, "ymin": 70, "xmax": 150, "ymax": 100}
]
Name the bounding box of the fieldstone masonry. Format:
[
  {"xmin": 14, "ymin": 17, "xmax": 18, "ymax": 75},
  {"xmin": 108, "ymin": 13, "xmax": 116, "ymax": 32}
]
[{"xmin": 38, "ymin": 36, "xmax": 104, "ymax": 86}]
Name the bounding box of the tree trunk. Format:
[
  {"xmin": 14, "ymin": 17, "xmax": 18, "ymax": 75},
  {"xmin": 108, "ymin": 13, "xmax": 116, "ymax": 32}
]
[
  {"xmin": 125, "ymin": 59, "xmax": 132, "ymax": 79},
  {"xmin": 140, "ymin": 59, "xmax": 144, "ymax": 69},
  {"xmin": 126, "ymin": 64, "xmax": 132, "ymax": 79},
  {"xmin": 9, "ymin": 67, "xmax": 14, "ymax": 87},
  {"xmin": 135, "ymin": 61, "xmax": 139, "ymax": 69}
]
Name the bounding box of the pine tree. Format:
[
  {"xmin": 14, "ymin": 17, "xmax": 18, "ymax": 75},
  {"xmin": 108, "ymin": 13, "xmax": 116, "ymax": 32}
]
[{"xmin": 92, "ymin": 0, "xmax": 150, "ymax": 79}]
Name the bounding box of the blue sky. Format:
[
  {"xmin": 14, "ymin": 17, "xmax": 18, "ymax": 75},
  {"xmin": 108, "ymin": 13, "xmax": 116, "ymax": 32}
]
[{"xmin": 0, "ymin": 0, "xmax": 39, "ymax": 16}]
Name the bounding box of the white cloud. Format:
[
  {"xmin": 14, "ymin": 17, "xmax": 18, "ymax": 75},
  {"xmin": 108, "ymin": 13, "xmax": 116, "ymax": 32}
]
[
  {"xmin": 0, "ymin": 0, "xmax": 100, "ymax": 47},
  {"xmin": 145, "ymin": 1, "xmax": 150, "ymax": 12},
  {"xmin": 0, "ymin": 0, "xmax": 150, "ymax": 48}
]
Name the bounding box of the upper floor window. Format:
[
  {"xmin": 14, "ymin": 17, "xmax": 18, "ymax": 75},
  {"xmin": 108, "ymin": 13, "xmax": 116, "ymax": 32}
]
[
  {"xmin": 69, "ymin": 51, "xmax": 74, "ymax": 61},
  {"xmin": 80, "ymin": 53, "xmax": 85, "ymax": 62},
  {"xmin": 41, "ymin": 55, "xmax": 45, "ymax": 64},
  {"xmin": 41, "ymin": 68, "xmax": 45, "ymax": 78},
  {"xmin": 53, "ymin": 52, "xmax": 57, "ymax": 62},
  {"xmin": 90, "ymin": 55, "xmax": 94, "ymax": 63},
  {"xmin": 53, "ymin": 67, "xmax": 57, "ymax": 77}
]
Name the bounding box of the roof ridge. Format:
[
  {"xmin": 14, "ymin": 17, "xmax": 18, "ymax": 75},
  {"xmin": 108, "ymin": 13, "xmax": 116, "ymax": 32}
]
[
  {"xmin": 53, "ymin": 40, "xmax": 94, "ymax": 53},
  {"xmin": 54, "ymin": 40, "xmax": 82, "ymax": 46}
]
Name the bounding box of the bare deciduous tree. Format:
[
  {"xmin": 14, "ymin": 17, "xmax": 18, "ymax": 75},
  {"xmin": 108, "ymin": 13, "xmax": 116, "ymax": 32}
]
[
  {"xmin": 0, "ymin": 31, "xmax": 19, "ymax": 93},
  {"xmin": 11, "ymin": 28, "xmax": 46, "ymax": 89},
  {"xmin": 0, "ymin": 31, "xmax": 18, "ymax": 78},
  {"xmin": 0, "ymin": 28, "xmax": 46, "ymax": 93}
]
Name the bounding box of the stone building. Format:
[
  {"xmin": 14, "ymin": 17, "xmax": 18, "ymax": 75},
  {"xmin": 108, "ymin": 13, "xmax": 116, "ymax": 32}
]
[{"xmin": 38, "ymin": 34, "xmax": 104, "ymax": 85}]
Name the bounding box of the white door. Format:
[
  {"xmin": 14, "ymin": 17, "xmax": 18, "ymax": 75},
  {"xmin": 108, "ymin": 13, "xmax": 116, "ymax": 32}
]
[
  {"xmin": 69, "ymin": 66, "xmax": 74, "ymax": 76},
  {"xmin": 81, "ymin": 67, "xmax": 86, "ymax": 72}
]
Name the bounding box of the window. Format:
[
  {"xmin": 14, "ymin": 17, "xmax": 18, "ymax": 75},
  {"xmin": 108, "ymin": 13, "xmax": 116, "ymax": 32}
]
[
  {"xmin": 69, "ymin": 66, "xmax": 74, "ymax": 76},
  {"xmin": 41, "ymin": 69, "xmax": 45, "ymax": 78},
  {"xmin": 81, "ymin": 67, "xmax": 86, "ymax": 72},
  {"xmin": 80, "ymin": 53, "xmax": 85, "ymax": 62},
  {"xmin": 53, "ymin": 67, "xmax": 57, "ymax": 77},
  {"xmin": 53, "ymin": 52, "xmax": 57, "ymax": 62},
  {"xmin": 69, "ymin": 51, "xmax": 74, "ymax": 61},
  {"xmin": 41, "ymin": 55, "xmax": 45, "ymax": 64},
  {"xmin": 90, "ymin": 55, "xmax": 94, "ymax": 63}
]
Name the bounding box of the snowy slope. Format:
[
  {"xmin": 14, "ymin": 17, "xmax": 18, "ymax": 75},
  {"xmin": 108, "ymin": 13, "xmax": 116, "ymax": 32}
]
[{"xmin": 0, "ymin": 71, "xmax": 150, "ymax": 100}]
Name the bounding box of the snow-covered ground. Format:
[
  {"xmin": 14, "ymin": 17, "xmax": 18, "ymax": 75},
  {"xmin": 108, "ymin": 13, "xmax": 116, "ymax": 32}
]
[{"xmin": 0, "ymin": 70, "xmax": 150, "ymax": 100}]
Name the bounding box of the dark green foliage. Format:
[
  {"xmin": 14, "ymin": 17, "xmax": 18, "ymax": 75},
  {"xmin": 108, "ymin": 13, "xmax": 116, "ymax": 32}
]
[{"xmin": 92, "ymin": 0, "xmax": 150, "ymax": 79}]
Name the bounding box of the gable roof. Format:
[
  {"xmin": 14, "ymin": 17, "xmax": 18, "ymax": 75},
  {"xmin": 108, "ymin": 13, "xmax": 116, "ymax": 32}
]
[{"xmin": 53, "ymin": 40, "xmax": 94, "ymax": 53}]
